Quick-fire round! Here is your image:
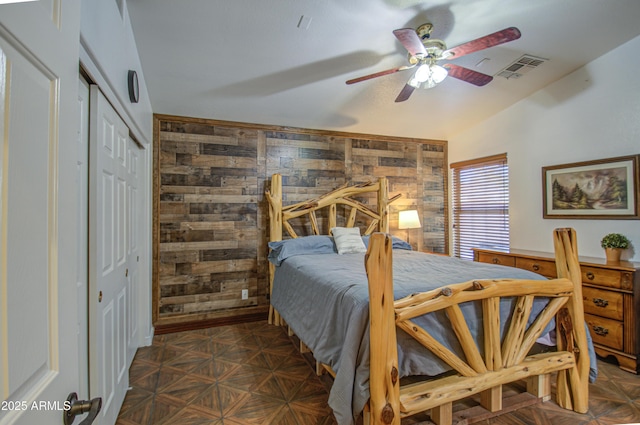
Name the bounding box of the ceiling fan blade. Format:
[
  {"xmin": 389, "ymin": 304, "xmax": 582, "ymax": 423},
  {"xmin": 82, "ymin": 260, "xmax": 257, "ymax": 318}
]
[
  {"xmin": 395, "ymin": 84, "xmax": 415, "ymax": 102},
  {"xmin": 443, "ymin": 27, "xmax": 521, "ymax": 59},
  {"xmin": 346, "ymin": 65, "xmax": 414, "ymax": 85},
  {"xmin": 393, "ymin": 28, "xmax": 427, "ymax": 57},
  {"xmin": 444, "ymin": 64, "xmax": 493, "ymax": 86}
]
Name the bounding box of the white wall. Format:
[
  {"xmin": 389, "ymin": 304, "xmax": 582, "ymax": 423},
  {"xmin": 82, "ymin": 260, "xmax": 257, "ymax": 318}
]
[
  {"xmin": 80, "ymin": 0, "xmax": 153, "ymax": 146},
  {"xmin": 449, "ymin": 35, "xmax": 640, "ymax": 262},
  {"xmin": 80, "ymin": 0, "xmax": 155, "ymax": 343}
]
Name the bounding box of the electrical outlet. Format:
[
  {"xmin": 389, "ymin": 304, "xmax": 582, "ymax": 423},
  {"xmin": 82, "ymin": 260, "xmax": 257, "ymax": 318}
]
[{"xmin": 241, "ymin": 289, "xmax": 248, "ymax": 300}]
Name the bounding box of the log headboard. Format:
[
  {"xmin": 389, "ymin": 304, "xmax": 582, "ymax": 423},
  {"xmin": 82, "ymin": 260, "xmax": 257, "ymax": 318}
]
[
  {"xmin": 264, "ymin": 173, "xmax": 402, "ymax": 323},
  {"xmin": 265, "ymin": 173, "xmax": 402, "ymax": 242}
]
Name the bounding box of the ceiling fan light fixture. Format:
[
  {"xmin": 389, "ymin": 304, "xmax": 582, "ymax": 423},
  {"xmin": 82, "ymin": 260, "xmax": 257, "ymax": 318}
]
[
  {"xmin": 407, "ymin": 76, "xmax": 421, "ymax": 89},
  {"xmin": 430, "ymin": 64, "xmax": 448, "ymax": 84},
  {"xmin": 409, "ymin": 63, "xmax": 448, "ymax": 89},
  {"xmin": 413, "ymin": 64, "xmax": 430, "ymax": 82}
]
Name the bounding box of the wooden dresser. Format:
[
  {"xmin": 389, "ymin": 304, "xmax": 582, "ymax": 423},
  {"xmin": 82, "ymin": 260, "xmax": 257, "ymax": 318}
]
[{"xmin": 473, "ymin": 248, "xmax": 640, "ymax": 374}]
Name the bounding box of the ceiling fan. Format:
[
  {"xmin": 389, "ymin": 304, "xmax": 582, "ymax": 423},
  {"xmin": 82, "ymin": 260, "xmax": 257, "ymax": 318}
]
[{"xmin": 346, "ymin": 23, "xmax": 521, "ymax": 102}]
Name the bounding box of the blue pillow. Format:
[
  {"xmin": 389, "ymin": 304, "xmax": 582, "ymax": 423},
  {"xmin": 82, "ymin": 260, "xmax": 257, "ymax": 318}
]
[
  {"xmin": 268, "ymin": 235, "xmax": 337, "ymax": 266},
  {"xmin": 362, "ymin": 235, "xmax": 413, "ymax": 251}
]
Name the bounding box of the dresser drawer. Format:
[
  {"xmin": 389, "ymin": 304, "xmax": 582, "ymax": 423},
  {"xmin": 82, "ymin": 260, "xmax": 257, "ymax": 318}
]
[
  {"xmin": 515, "ymin": 257, "xmax": 557, "ymax": 278},
  {"xmin": 581, "ymin": 266, "xmax": 629, "ymax": 290},
  {"xmin": 585, "ymin": 313, "xmax": 623, "ymax": 350},
  {"xmin": 477, "ymin": 252, "xmax": 515, "ymax": 267},
  {"xmin": 582, "ymin": 286, "xmax": 623, "ymax": 321}
]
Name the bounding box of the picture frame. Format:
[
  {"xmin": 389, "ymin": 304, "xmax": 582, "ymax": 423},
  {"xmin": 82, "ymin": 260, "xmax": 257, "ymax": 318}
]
[{"xmin": 542, "ymin": 154, "xmax": 640, "ymax": 219}]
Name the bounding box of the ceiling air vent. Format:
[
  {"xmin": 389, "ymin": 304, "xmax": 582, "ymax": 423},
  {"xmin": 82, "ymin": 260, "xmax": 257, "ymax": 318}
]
[{"xmin": 497, "ymin": 55, "xmax": 547, "ymax": 79}]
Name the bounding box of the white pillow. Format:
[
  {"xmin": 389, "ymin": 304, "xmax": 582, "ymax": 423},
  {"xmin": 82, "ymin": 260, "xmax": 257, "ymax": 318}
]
[{"xmin": 331, "ymin": 227, "xmax": 366, "ymax": 255}]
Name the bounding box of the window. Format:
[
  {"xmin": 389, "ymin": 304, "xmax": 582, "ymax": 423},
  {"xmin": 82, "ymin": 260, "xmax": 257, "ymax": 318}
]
[{"xmin": 451, "ymin": 153, "xmax": 509, "ymax": 260}]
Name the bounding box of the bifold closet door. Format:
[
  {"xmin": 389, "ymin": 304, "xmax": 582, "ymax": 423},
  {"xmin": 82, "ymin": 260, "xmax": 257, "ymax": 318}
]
[{"xmin": 89, "ymin": 86, "xmax": 139, "ymax": 425}]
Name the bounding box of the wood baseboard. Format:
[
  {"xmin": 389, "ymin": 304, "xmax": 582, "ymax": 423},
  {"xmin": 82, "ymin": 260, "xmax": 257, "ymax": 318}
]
[{"xmin": 154, "ymin": 312, "xmax": 268, "ymax": 335}]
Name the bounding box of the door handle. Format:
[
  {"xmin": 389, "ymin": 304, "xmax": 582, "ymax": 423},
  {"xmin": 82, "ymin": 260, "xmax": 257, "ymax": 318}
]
[{"xmin": 63, "ymin": 392, "xmax": 102, "ymax": 425}]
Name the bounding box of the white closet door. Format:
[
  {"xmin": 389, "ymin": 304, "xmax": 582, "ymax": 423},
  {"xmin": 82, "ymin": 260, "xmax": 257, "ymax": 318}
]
[{"xmin": 89, "ymin": 86, "xmax": 132, "ymax": 425}]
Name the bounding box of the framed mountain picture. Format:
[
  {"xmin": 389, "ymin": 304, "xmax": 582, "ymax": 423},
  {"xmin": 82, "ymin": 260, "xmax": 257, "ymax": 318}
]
[{"xmin": 543, "ymin": 155, "xmax": 639, "ymax": 219}]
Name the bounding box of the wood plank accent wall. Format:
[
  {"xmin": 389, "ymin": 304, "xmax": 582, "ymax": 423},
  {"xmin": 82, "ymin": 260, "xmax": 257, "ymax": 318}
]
[{"xmin": 153, "ymin": 114, "xmax": 448, "ymax": 328}]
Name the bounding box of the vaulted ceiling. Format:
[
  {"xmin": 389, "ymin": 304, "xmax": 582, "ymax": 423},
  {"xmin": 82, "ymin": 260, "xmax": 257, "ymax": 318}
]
[{"xmin": 128, "ymin": 0, "xmax": 640, "ymax": 140}]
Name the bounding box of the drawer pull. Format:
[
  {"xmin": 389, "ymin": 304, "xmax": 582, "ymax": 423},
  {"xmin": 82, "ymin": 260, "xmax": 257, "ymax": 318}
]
[
  {"xmin": 586, "ymin": 272, "xmax": 595, "ymax": 280},
  {"xmin": 592, "ymin": 325, "xmax": 609, "ymax": 337},
  {"xmin": 532, "ymin": 264, "xmax": 540, "ymax": 271},
  {"xmin": 492, "ymin": 258, "xmax": 499, "ymax": 264},
  {"xmin": 592, "ymin": 298, "xmax": 609, "ymax": 308}
]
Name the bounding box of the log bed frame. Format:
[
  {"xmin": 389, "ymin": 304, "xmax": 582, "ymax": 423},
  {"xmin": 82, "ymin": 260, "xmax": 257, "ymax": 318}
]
[{"xmin": 265, "ymin": 173, "xmax": 589, "ymax": 425}]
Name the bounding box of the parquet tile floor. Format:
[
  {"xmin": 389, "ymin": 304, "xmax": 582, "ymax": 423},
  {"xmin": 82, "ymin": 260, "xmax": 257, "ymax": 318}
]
[{"xmin": 116, "ymin": 320, "xmax": 640, "ymax": 425}]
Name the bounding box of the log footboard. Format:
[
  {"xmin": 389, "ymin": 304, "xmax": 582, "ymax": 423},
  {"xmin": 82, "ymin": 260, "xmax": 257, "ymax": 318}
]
[{"xmin": 364, "ymin": 228, "xmax": 589, "ymax": 425}]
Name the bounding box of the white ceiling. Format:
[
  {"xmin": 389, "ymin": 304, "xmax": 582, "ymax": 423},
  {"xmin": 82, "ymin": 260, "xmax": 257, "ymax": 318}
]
[{"xmin": 128, "ymin": 0, "xmax": 640, "ymax": 140}]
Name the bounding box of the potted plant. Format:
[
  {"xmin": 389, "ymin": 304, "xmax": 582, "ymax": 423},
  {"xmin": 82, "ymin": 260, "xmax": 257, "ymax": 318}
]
[{"xmin": 600, "ymin": 233, "xmax": 630, "ymax": 262}]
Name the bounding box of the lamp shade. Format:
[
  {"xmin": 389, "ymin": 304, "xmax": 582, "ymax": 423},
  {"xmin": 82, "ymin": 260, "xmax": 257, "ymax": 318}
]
[{"xmin": 398, "ymin": 210, "xmax": 421, "ymax": 230}]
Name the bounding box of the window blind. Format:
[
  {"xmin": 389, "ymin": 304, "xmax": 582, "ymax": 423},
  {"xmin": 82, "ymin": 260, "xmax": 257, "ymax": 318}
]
[{"xmin": 451, "ymin": 154, "xmax": 509, "ymax": 260}]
